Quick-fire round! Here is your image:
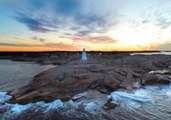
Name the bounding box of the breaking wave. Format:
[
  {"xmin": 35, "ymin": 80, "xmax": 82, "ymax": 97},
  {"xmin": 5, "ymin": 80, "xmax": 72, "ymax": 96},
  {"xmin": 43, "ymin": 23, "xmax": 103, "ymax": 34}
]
[{"xmin": 1, "ymin": 84, "xmax": 171, "ymax": 119}]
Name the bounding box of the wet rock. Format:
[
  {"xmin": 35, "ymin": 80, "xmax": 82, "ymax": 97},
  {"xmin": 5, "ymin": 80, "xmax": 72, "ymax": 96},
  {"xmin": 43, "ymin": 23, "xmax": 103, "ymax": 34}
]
[
  {"xmin": 156, "ymin": 74, "xmax": 171, "ymax": 84},
  {"xmin": 97, "ymin": 86, "xmax": 110, "ymax": 94},
  {"xmin": 164, "ymin": 71, "xmax": 171, "ymax": 75},
  {"xmin": 72, "ymin": 92, "xmax": 86, "ymax": 101},
  {"xmin": 90, "ymin": 69, "xmax": 103, "ymax": 72},
  {"xmin": 71, "ymin": 73, "xmax": 87, "ymax": 80},
  {"xmin": 59, "ymin": 96, "xmax": 72, "ymax": 102},
  {"xmin": 103, "ymin": 99, "xmax": 118, "ymax": 110},
  {"xmin": 142, "ymin": 72, "xmax": 171, "ymax": 85},
  {"xmin": 142, "ymin": 73, "xmax": 158, "ymax": 85},
  {"xmin": 56, "ymin": 73, "xmax": 65, "ymax": 81},
  {"xmin": 119, "ymin": 82, "xmax": 133, "ymax": 90},
  {"xmin": 103, "ymin": 102, "xmax": 117, "ymax": 110}
]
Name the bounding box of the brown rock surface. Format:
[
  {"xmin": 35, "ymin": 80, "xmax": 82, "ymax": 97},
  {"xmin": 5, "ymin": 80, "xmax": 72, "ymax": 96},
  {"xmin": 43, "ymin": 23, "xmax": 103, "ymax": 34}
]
[{"xmin": 8, "ymin": 54, "xmax": 171, "ymax": 104}]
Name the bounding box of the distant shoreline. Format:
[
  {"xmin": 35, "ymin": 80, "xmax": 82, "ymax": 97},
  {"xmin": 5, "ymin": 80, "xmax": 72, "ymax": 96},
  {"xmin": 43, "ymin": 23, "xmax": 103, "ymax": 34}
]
[{"xmin": 0, "ymin": 51, "xmax": 171, "ymax": 65}]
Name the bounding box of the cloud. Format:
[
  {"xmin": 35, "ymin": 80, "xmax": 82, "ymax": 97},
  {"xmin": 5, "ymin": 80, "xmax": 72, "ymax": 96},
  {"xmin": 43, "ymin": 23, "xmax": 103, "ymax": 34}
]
[
  {"xmin": 155, "ymin": 17, "xmax": 171, "ymax": 29},
  {"xmin": 75, "ymin": 30, "xmax": 93, "ymax": 37},
  {"xmin": 11, "ymin": 0, "xmax": 115, "ymax": 36},
  {"xmin": 142, "ymin": 20, "xmax": 150, "ymax": 24},
  {"xmin": 74, "ymin": 36, "xmax": 116, "ymax": 44},
  {"xmin": 31, "ymin": 36, "xmax": 46, "ymax": 42},
  {"xmin": 3, "ymin": 0, "xmax": 171, "ymax": 51},
  {"xmin": 0, "ymin": 42, "xmax": 80, "ymax": 50},
  {"xmin": 13, "ymin": 12, "xmax": 52, "ymax": 33},
  {"xmin": 154, "ymin": 42, "xmax": 171, "ymax": 50},
  {"xmin": 141, "ymin": 9, "xmax": 171, "ymax": 29},
  {"xmin": 45, "ymin": 42, "xmax": 79, "ymax": 50},
  {"xmin": 0, "ymin": 42, "xmax": 33, "ymax": 47}
]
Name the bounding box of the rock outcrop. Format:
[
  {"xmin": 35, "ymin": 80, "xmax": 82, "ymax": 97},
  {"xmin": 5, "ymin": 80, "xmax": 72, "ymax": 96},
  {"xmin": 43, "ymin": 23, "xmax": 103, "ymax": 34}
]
[{"xmin": 8, "ymin": 54, "xmax": 171, "ymax": 104}]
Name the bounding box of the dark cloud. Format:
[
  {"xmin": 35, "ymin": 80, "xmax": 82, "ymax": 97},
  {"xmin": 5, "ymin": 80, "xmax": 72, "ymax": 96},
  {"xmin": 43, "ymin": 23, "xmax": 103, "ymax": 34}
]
[
  {"xmin": 13, "ymin": 12, "xmax": 52, "ymax": 33},
  {"xmin": 31, "ymin": 36, "xmax": 46, "ymax": 42},
  {"xmin": 11, "ymin": 0, "xmax": 112, "ymax": 36}
]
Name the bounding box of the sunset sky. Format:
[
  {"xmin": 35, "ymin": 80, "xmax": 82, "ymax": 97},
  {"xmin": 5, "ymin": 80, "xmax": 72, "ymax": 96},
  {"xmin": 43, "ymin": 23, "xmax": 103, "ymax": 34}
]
[{"xmin": 0, "ymin": 0, "xmax": 171, "ymax": 51}]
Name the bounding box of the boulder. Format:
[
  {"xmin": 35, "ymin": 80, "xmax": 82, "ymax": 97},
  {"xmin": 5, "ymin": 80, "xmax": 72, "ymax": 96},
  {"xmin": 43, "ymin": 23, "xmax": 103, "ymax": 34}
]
[
  {"xmin": 103, "ymin": 74, "xmax": 121, "ymax": 90},
  {"xmin": 103, "ymin": 99, "xmax": 118, "ymax": 110},
  {"xmin": 142, "ymin": 73, "xmax": 171, "ymax": 85},
  {"xmin": 142, "ymin": 73, "xmax": 158, "ymax": 85}
]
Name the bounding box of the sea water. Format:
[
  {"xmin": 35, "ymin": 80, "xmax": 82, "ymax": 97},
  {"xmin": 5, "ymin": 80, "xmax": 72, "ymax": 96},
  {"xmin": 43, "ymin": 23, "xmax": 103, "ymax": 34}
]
[{"xmin": 0, "ymin": 59, "xmax": 54, "ymax": 91}]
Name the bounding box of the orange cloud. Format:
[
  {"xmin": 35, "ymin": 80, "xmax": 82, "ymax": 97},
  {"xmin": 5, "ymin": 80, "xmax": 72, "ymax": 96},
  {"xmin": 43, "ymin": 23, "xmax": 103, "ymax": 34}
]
[{"xmin": 0, "ymin": 44, "xmax": 80, "ymax": 52}]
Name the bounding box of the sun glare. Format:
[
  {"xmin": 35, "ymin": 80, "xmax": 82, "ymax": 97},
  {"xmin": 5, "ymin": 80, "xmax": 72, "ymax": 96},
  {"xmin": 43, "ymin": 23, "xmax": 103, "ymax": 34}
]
[{"xmin": 110, "ymin": 27, "xmax": 161, "ymax": 47}]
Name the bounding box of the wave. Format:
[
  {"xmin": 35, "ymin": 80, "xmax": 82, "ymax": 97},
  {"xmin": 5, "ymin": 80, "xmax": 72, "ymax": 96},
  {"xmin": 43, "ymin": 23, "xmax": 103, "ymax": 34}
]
[{"xmin": 1, "ymin": 84, "xmax": 171, "ymax": 119}]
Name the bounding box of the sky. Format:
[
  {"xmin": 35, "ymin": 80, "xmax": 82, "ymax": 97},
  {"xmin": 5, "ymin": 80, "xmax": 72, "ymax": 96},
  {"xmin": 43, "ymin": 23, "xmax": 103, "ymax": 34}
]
[{"xmin": 0, "ymin": 0, "xmax": 171, "ymax": 51}]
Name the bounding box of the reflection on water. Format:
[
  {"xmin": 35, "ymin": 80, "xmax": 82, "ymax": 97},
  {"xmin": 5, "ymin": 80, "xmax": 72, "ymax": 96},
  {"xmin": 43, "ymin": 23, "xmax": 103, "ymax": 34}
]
[
  {"xmin": 0, "ymin": 59, "xmax": 54, "ymax": 91},
  {"xmin": 131, "ymin": 51, "xmax": 171, "ymax": 55}
]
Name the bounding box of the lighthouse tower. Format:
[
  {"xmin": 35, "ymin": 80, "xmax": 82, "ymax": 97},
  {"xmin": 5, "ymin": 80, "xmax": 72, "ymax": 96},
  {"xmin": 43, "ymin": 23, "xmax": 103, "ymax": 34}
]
[{"xmin": 82, "ymin": 48, "xmax": 87, "ymax": 60}]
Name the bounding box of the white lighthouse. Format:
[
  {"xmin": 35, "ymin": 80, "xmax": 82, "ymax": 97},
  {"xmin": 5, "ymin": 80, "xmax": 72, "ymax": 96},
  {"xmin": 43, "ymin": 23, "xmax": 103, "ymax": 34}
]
[{"xmin": 82, "ymin": 48, "xmax": 87, "ymax": 60}]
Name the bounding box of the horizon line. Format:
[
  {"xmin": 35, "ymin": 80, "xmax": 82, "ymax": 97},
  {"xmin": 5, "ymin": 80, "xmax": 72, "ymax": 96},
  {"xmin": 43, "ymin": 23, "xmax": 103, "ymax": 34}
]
[{"xmin": 0, "ymin": 50, "xmax": 169, "ymax": 53}]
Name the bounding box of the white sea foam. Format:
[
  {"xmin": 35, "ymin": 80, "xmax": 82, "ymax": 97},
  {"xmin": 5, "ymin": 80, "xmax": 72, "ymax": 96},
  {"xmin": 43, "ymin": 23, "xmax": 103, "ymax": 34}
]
[
  {"xmin": 110, "ymin": 85, "xmax": 171, "ymax": 109},
  {"xmin": 0, "ymin": 91, "xmax": 101, "ymax": 119},
  {"xmin": 1, "ymin": 84, "xmax": 171, "ymax": 118},
  {"xmin": 0, "ymin": 92, "xmax": 12, "ymax": 103},
  {"xmin": 84, "ymin": 102, "xmax": 99, "ymax": 113},
  {"xmin": 64, "ymin": 100, "xmax": 78, "ymax": 109},
  {"xmin": 45, "ymin": 99, "xmax": 64, "ymax": 112},
  {"xmin": 111, "ymin": 90, "xmax": 154, "ymax": 109},
  {"xmin": 8, "ymin": 103, "xmax": 32, "ymax": 115}
]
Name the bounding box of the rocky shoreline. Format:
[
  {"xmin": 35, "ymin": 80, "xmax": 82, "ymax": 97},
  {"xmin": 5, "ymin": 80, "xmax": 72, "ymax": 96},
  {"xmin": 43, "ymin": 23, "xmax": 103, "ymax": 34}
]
[{"xmin": 7, "ymin": 54, "xmax": 171, "ymax": 108}]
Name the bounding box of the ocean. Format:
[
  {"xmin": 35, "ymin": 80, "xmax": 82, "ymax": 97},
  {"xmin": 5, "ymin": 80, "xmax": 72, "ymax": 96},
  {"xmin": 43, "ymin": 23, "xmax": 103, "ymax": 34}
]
[{"xmin": 0, "ymin": 59, "xmax": 54, "ymax": 91}]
